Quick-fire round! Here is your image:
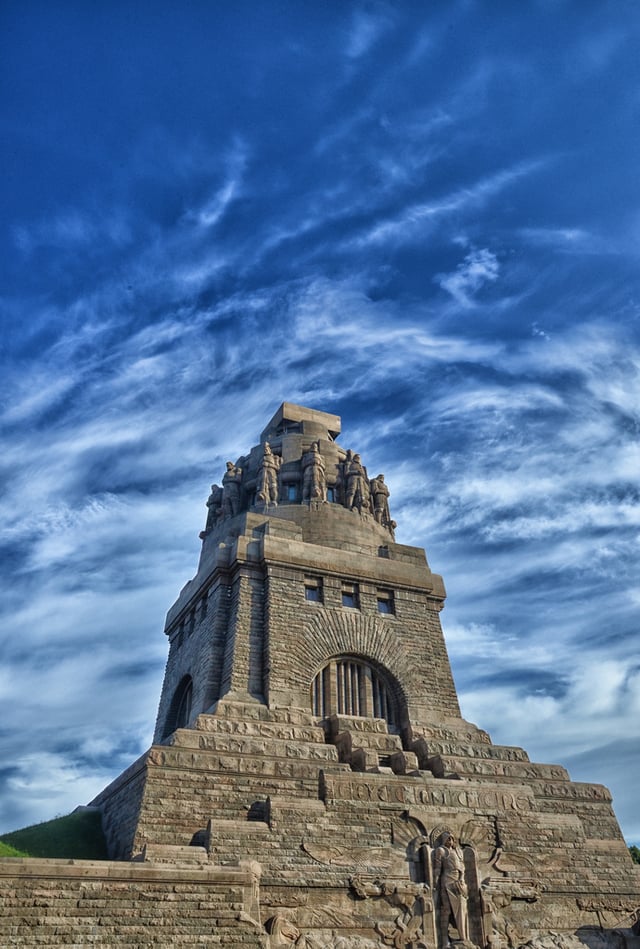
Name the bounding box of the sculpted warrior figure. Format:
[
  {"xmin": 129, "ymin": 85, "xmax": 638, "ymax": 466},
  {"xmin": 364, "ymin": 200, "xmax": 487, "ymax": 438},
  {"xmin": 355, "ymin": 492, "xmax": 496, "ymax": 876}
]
[
  {"xmin": 257, "ymin": 442, "xmax": 281, "ymax": 504},
  {"xmin": 370, "ymin": 473, "xmax": 391, "ymax": 525},
  {"xmin": 344, "ymin": 452, "xmax": 368, "ymax": 512},
  {"xmin": 202, "ymin": 483, "xmax": 223, "ymax": 534},
  {"xmin": 302, "ymin": 441, "xmax": 327, "ymax": 502},
  {"xmin": 434, "ymin": 834, "xmax": 469, "ymax": 946},
  {"xmin": 222, "ymin": 461, "xmax": 243, "ymax": 517}
]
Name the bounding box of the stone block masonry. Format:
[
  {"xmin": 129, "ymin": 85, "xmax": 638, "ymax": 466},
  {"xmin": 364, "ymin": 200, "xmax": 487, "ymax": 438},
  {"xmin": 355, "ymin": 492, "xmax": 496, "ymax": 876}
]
[{"xmin": 0, "ymin": 857, "xmax": 264, "ymax": 946}]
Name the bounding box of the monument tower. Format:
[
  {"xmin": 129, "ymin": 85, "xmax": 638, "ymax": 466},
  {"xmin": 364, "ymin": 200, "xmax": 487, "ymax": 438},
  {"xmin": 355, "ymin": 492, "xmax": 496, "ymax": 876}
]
[
  {"xmin": 3, "ymin": 402, "xmax": 638, "ymax": 946},
  {"xmin": 88, "ymin": 403, "xmax": 640, "ymax": 947}
]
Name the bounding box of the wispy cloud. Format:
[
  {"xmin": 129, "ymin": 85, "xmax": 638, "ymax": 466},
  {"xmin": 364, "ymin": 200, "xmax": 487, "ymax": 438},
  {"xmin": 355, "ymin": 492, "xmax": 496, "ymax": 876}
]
[
  {"xmin": 345, "ymin": 5, "xmax": 395, "ymax": 59},
  {"xmin": 436, "ymin": 247, "xmax": 500, "ymax": 306},
  {"xmin": 183, "ymin": 139, "xmax": 248, "ymax": 229},
  {"xmin": 358, "ymin": 160, "xmax": 546, "ymax": 246},
  {"xmin": 13, "ymin": 210, "xmax": 132, "ymax": 256},
  {"xmin": 518, "ymin": 226, "xmax": 615, "ymax": 255}
]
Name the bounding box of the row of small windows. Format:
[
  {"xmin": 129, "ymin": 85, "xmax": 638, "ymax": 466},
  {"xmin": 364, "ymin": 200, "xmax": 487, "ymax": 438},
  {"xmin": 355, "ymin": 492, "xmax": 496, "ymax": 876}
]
[
  {"xmin": 304, "ymin": 577, "xmax": 395, "ymax": 615},
  {"xmin": 171, "ymin": 578, "xmax": 394, "ymax": 646}
]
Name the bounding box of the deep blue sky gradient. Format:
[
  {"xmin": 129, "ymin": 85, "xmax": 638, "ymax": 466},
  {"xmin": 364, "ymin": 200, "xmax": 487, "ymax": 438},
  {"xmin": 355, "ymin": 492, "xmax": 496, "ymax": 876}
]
[{"xmin": 1, "ymin": 1, "xmax": 639, "ymax": 841}]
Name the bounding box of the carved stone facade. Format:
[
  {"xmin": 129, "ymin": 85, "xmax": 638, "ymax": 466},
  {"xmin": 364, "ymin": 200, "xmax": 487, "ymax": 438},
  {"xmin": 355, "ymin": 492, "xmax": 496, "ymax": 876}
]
[{"xmin": 1, "ymin": 402, "xmax": 639, "ymax": 947}]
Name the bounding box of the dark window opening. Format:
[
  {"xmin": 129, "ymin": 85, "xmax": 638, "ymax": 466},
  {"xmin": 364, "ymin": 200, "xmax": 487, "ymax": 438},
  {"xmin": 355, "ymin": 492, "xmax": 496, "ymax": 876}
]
[
  {"xmin": 377, "ymin": 590, "xmax": 395, "ymax": 615},
  {"xmin": 304, "ymin": 576, "xmax": 323, "ymax": 602},
  {"xmin": 341, "ymin": 582, "xmax": 360, "ymax": 609}
]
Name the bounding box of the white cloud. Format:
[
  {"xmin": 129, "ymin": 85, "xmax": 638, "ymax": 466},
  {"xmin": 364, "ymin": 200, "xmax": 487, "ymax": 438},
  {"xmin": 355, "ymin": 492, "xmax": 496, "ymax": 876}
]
[
  {"xmin": 437, "ymin": 248, "xmax": 500, "ymax": 306},
  {"xmin": 358, "ymin": 159, "xmax": 545, "ymax": 247},
  {"xmin": 184, "ymin": 138, "xmax": 248, "ymax": 229}
]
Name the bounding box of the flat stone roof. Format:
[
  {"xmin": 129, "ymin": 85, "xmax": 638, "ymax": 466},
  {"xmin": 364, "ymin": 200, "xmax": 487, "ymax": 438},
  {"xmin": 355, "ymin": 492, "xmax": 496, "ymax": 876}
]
[{"xmin": 260, "ymin": 402, "xmax": 341, "ymax": 441}]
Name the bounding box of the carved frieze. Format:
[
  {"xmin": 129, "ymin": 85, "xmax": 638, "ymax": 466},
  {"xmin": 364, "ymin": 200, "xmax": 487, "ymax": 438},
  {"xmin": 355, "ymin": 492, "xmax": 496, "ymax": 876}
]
[{"xmin": 320, "ymin": 771, "xmax": 534, "ymax": 813}]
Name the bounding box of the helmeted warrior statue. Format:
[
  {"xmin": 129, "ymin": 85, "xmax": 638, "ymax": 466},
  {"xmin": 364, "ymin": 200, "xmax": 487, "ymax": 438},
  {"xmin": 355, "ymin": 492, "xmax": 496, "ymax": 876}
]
[
  {"xmin": 302, "ymin": 441, "xmax": 327, "ymax": 502},
  {"xmin": 200, "ymin": 483, "xmax": 223, "ymax": 538},
  {"xmin": 344, "ymin": 452, "xmax": 368, "ymax": 512},
  {"xmin": 257, "ymin": 443, "xmax": 281, "ymax": 505},
  {"xmin": 222, "ymin": 461, "xmax": 243, "ymax": 518},
  {"xmin": 370, "ymin": 474, "xmax": 390, "ymax": 524}
]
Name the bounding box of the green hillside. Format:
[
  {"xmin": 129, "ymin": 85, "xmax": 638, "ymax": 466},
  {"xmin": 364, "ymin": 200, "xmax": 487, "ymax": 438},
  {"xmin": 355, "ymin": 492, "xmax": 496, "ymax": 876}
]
[{"xmin": 0, "ymin": 808, "xmax": 108, "ymax": 860}]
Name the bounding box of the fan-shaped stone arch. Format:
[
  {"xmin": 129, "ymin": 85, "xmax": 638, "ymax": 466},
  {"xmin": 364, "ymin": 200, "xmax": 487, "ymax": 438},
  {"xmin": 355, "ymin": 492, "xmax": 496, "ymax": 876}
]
[{"xmin": 302, "ymin": 609, "xmax": 414, "ymax": 687}]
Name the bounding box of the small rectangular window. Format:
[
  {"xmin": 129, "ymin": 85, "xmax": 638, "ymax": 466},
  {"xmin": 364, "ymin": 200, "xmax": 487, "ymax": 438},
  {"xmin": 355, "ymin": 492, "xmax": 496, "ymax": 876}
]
[
  {"xmin": 342, "ymin": 582, "xmax": 359, "ymax": 609},
  {"xmin": 377, "ymin": 589, "xmax": 394, "ymax": 615},
  {"xmin": 304, "ymin": 576, "xmax": 323, "ymax": 602},
  {"xmin": 200, "ymin": 594, "xmax": 208, "ymax": 620},
  {"xmin": 327, "ymin": 486, "xmax": 335, "ymax": 502},
  {"xmin": 287, "ymin": 485, "xmax": 297, "ymax": 501}
]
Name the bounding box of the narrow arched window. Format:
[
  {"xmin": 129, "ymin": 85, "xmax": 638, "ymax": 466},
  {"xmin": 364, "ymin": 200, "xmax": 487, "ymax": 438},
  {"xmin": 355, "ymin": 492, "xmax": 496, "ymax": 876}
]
[
  {"xmin": 311, "ymin": 657, "xmax": 396, "ymax": 729},
  {"xmin": 162, "ymin": 675, "xmax": 193, "ymax": 739}
]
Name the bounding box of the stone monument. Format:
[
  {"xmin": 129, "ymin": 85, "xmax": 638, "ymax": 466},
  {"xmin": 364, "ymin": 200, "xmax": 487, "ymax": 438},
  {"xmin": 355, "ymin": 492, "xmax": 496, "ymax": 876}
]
[{"xmin": 1, "ymin": 402, "xmax": 639, "ymax": 947}]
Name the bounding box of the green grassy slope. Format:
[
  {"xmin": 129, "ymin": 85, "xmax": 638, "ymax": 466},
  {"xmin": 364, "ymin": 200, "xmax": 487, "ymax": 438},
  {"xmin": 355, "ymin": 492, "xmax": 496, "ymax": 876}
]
[
  {"xmin": 0, "ymin": 808, "xmax": 108, "ymax": 860},
  {"xmin": 0, "ymin": 840, "xmax": 29, "ymax": 857}
]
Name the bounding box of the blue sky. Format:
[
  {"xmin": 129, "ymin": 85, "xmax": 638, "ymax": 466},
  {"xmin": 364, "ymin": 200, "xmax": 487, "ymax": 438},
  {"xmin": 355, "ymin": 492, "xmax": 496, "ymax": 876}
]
[{"xmin": 1, "ymin": 1, "xmax": 639, "ymax": 843}]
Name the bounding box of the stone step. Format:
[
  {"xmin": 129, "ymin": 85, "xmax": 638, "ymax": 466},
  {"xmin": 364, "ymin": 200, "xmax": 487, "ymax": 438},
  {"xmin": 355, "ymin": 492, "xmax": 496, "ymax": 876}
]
[
  {"xmin": 327, "ymin": 713, "xmax": 395, "ymax": 737},
  {"xmin": 192, "ymin": 713, "xmax": 326, "ymax": 744},
  {"xmin": 169, "ymin": 728, "xmax": 338, "ymax": 760},
  {"xmin": 350, "ymin": 748, "xmax": 420, "ymax": 775},
  {"xmin": 427, "ymin": 754, "xmax": 569, "ymax": 782},
  {"xmin": 333, "ymin": 729, "xmax": 403, "ymax": 757},
  {"xmin": 204, "ymin": 701, "xmax": 318, "ymax": 727},
  {"xmin": 148, "ymin": 742, "xmax": 338, "ymax": 779},
  {"xmin": 135, "ymin": 844, "xmax": 209, "ymax": 865},
  {"xmin": 412, "ymin": 737, "xmax": 530, "ymax": 764}
]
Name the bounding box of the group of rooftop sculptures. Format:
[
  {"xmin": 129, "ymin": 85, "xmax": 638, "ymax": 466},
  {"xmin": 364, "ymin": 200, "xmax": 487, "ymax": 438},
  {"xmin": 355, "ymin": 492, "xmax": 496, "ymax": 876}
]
[{"xmin": 201, "ymin": 440, "xmax": 396, "ymax": 538}]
